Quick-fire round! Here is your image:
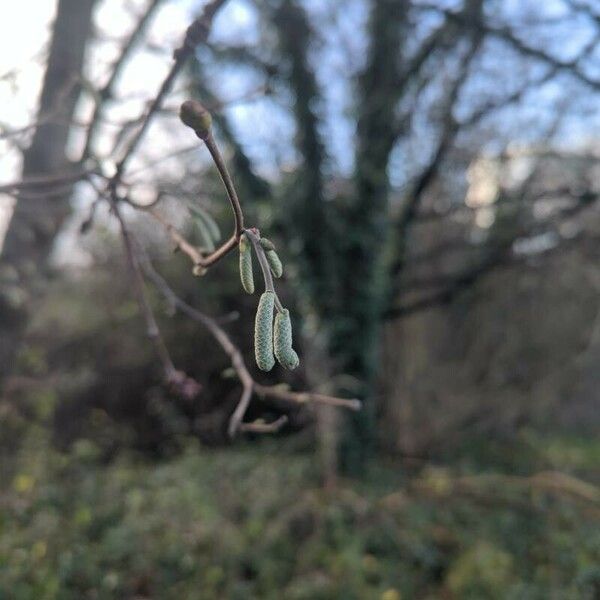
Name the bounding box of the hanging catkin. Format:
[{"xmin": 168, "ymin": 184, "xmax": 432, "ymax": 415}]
[
  {"xmin": 259, "ymin": 237, "xmax": 283, "ymax": 278},
  {"xmin": 238, "ymin": 233, "xmax": 254, "ymax": 294},
  {"xmin": 259, "ymin": 237, "xmax": 276, "ymax": 251},
  {"xmin": 194, "ymin": 212, "xmax": 215, "ymax": 251},
  {"xmin": 254, "ymin": 292, "xmax": 276, "ymax": 371},
  {"xmin": 266, "ymin": 249, "xmax": 283, "ymax": 278},
  {"xmin": 189, "ymin": 205, "xmax": 221, "ymax": 242},
  {"xmin": 274, "ymin": 309, "xmax": 299, "ymax": 370}
]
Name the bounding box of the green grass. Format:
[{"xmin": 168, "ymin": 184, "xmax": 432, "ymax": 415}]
[{"xmin": 1, "ymin": 431, "xmax": 599, "ymax": 599}]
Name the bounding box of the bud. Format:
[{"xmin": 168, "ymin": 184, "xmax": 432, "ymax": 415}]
[
  {"xmin": 255, "ymin": 292, "xmax": 275, "ymax": 371},
  {"xmin": 179, "ymin": 100, "xmax": 212, "ymax": 139}
]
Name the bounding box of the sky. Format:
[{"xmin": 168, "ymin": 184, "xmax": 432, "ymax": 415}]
[
  {"xmin": 1, "ymin": 0, "xmax": 599, "ymax": 260},
  {"xmin": 0, "ymin": 0, "xmax": 255, "ymax": 256}
]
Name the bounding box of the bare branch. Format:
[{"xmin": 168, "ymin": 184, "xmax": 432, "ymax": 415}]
[
  {"xmin": 0, "ymin": 169, "xmax": 98, "ymax": 194},
  {"xmin": 240, "ymin": 416, "xmax": 288, "ymax": 434},
  {"xmin": 111, "ymin": 0, "xmax": 229, "ymax": 182},
  {"xmin": 111, "ymin": 197, "xmax": 203, "ymax": 400},
  {"xmin": 111, "ymin": 200, "xmax": 175, "ymax": 377},
  {"xmin": 204, "ymin": 133, "xmax": 245, "ymax": 236},
  {"xmin": 137, "ymin": 250, "xmax": 361, "ymax": 437},
  {"xmin": 420, "ymin": 4, "xmax": 600, "ymax": 92},
  {"xmin": 82, "ymin": 0, "xmax": 163, "ymax": 160}
]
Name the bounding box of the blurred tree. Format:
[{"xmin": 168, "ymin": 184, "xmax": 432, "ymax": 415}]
[
  {"xmin": 205, "ymin": 0, "xmax": 599, "ymax": 472},
  {"xmin": 0, "ymin": 0, "xmax": 97, "ymax": 380},
  {"xmin": 2, "ymin": 0, "xmax": 599, "ymax": 474},
  {"xmin": 263, "ymin": 0, "xmax": 488, "ymax": 472}
]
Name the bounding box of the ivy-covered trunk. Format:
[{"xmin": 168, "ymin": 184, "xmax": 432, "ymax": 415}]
[
  {"xmin": 333, "ymin": 0, "xmax": 407, "ymax": 473},
  {"xmin": 272, "ymin": 0, "xmax": 406, "ymax": 474}
]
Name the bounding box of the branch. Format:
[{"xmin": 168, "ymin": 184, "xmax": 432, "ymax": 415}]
[
  {"xmin": 385, "ymin": 242, "xmax": 511, "ymax": 320},
  {"xmin": 126, "ymin": 200, "xmax": 239, "ymax": 270},
  {"xmin": 413, "ymin": 185, "xmax": 584, "ymax": 223},
  {"xmin": 0, "ymin": 169, "xmax": 98, "ymax": 194},
  {"xmin": 386, "ymin": 190, "xmax": 598, "ymax": 319},
  {"xmin": 204, "ymin": 132, "xmax": 245, "ymax": 235},
  {"xmin": 111, "ymin": 0, "xmax": 228, "ymax": 182},
  {"xmin": 190, "ymin": 58, "xmax": 272, "ymax": 199},
  {"xmin": 243, "ymin": 227, "xmax": 284, "ymax": 312},
  {"xmin": 123, "ymin": 99, "xmax": 248, "ymax": 273},
  {"xmin": 137, "ymin": 250, "xmax": 361, "ymax": 437},
  {"xmin": 110, "ymin": 197, "xmax": 201, "ymax": 400},
  {"xmin": 400, "ymin": 29, "xmax": 483, "ymax": 228},
  {"xmin": 240, "ymin": 416, "xmax": 288, "ymax": 434},
  {"xmin": 388, "ymin": 22, "xmax": 484, "ymax": 298},
  {"xmin": 420, "ymin": 4, "xmax": 600, "ymax": 92},
  {"xmin": 82, "ymin": 0, "xmax": 162, "ymax": 160},
  {"xmin": 88, "ymin": 0, "xmax": 359, "ymax": 438}
]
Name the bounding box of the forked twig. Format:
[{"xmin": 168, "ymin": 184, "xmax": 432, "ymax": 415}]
[
  {"xmin": 86, "ymin": 0, "xmax": 360, "ymax": 437},
  {"xmin": 136, "ymin": 249, "xmax": 361, "ymax": 437}
]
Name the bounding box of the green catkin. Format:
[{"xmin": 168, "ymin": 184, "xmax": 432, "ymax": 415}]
[
  {"xmin": 254, "ymin": 292, "xmax": 276, "ymax": 371},
  {"xmin": 273, "ymin": 309, "xmax": 299, "ymax": 370},
  {"xmin": 259, "ymin": 237, "xmax": 276, "ymax": 251},
  {"xmin": 194, "ymin": 213, "xmax": 215, "ymax": 252},
  {"xmin": 189, "ymin": 205, "xmax": 221, "ymax": 242},
  {"xmin": 265, "ymin": 249, "xmax": 283, "ymax": 278},
  {"xmin": 239, "ymin": 234, "xmax": 254, "ymax": 294}
]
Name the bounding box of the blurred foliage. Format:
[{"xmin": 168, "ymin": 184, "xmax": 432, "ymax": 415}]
[
  {"xmin": 1, "ymin": 427, "xmax": 598, "ymax": 599},
  {"xmin": 2, "ymin": 211, "xmax": 307, "ymax": 455}
]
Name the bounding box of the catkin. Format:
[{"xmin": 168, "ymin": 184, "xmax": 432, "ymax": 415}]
[
  {"xmin": 189, "ymin": 205, "xmax": 221, "ymax": 242},
  {"xmin": 194, "ymin": 213, "xmax": 215, "ymax": 251},
  {"xmin": 274, "ymin": 309, "xmax": 299, "ymax": 370},
  {"xmin": 255, "ymin": 292, "xmax": 276, "ymax": 371},
  {"xmin": 259, "ymin": 237, "xmax": 276, "ymax": 251},
  {"xmin": 239, "ymin": 234, "xmax": 254, "ymax": 294},
  {"xmin": 266, "ymin": 250, "xmax": 283, "ymax": 278}
]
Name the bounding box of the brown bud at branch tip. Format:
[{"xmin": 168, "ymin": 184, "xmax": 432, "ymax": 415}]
[{"xmin": 180, "ymin": 100, "xmax": 212, "ymax": 139}]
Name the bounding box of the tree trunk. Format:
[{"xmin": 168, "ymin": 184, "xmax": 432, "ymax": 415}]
[
  {"xmin": 270, "ymin": 0, "xmax": 341, "ymax": 483},
  {"xmin": 334, "ymin": 0, "xmax": 407, "ymax": 473},
  {"xmin": 0, "ymin": 0, "xmax": 97, "ymax": 381}
]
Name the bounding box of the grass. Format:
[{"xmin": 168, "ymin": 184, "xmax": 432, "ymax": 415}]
[{"xmin": 1, "ymin": 430, "xmax": 599, "ymax": 599}]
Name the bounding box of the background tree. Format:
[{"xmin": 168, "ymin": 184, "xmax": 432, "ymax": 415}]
[
  {"xmin": 1, "ymin": 0, "xmax": 599, "ymax": 473},
  {"xmin": 0, "ymin": 0, "xmax": 97, "ymax": 379},
  {"xmin": 1, "ymin": 4, "xmax": 599, "ymax": 595}
]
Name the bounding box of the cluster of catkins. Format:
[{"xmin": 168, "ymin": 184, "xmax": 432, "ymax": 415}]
[{"xmin": 239, "ymin": 233, "xmax": 299, "ymax": 372}]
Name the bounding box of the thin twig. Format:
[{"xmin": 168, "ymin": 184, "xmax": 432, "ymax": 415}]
[
  {"xmin": 111, "ymin": 199, "xmax": 177, "ymax": 380},
  {"xmin": 145, "ymin": 218, "xmax": 237, "ymax": 269},
  {"xmin": 137, "ymin": 249, "xmax": 361, "ymax": 436},
  {"xmin": 0, "ymin": 169, "xmax": 97, "ymax": 194},
  {"xmin": 253, "ymin": 384, "xmax": 362, "ymax": 411},
  {"xmin": 240, "ymin": 415, "xmax": 288, "ymax": 433},
  {"xmin": 144, "ymin": 206, "xmax": 204, "ymax": 264},
  {"xmin": 228, "ymin": 384, "xmax": 255, "ymax": 437},
  {"xmin": 112, "ymin": 197, "xmax": 203, "ymax": 400},
  {"xmin": 82, "ymin": 0, "xmax": 162, "ymax": 160},
  {"xmin": 111, "ymin": 0, "xmax": 228, "ymax": 182},
  {"xmin": 204, "ymin": 133, "xmax": 245, "ymax": 236},
  {"xmin": 87, "ymin": 0, "xmax": 358, "ymax": 438}
]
